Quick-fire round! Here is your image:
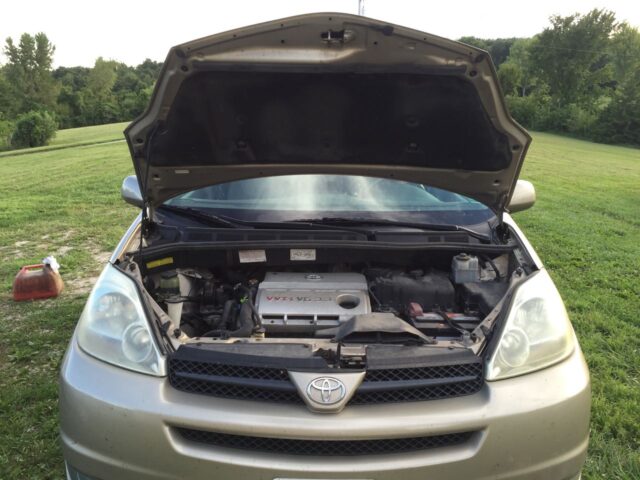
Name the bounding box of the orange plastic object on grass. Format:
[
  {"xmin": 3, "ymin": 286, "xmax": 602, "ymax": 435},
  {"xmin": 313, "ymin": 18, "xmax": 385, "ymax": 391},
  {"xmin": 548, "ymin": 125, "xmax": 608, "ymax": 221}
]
[{"xmin": 12, "ymin": 264, "xmax": 64, "ymax": 301}]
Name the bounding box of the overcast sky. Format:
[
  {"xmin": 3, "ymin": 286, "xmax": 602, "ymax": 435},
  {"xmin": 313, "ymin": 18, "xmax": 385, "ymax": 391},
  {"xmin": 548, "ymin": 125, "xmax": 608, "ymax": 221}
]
[{"xmin": 2, "ymin": 0, "xmax": 639, "ymax": 67}]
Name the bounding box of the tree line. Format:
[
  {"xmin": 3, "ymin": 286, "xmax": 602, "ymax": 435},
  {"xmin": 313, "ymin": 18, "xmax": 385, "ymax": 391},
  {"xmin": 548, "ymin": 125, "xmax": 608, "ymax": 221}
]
[
  {"xmin": 1, "ymin": 8, "xmax": 639, "ymax": 150},
  {"xmin": 0, "ymin": 35, "xmax": 161, "ymax": 149},
  {"xmin": 462, "ymin": 9, "xmax": 640, "ymax": 146}
]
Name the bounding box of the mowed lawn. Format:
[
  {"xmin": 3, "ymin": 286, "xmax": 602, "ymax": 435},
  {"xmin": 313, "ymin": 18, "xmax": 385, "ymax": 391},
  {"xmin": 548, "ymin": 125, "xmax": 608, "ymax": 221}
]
[
  {"xmin": 0, "ymin": 124, "xmax": 638, "ymax": 479},
  {"xmin": 0, "ymin": 122, "xmax": 130, "ymax": 159}
]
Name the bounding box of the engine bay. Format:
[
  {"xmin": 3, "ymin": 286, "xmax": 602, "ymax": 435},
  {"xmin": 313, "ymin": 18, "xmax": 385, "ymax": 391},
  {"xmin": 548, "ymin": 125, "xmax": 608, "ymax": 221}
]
[{"xmin": 140, "ymin": 250, "xmax": 515, "ymax": 348}]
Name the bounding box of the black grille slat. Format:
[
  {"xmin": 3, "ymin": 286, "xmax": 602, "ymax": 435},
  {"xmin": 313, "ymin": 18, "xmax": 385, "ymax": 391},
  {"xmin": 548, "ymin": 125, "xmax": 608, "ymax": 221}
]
[
  {"xmin": 357, "ymin": 375, "xmax": 478, "ymax": 392},
  {"xmin": 170, "ymin": 359, "xmax": 289, "ymax": 381},
  {"xmin": 168, "ymin": 359, "xmax": 303, "ymax": 403},
  {"xmin": 351, "ymin": 377, "xmax": 484, "ymax": 405},
  {"xmin": 168, "ymin": 356, "xmax": 483, "ymax": 405},
  {"xmin": 176, "ymin": 428, "xmax": 474, "ymax": 456},
  {"xmin": 174, "ymin": 371, "xmax": 298, "ymax": 391},
  {"xmin": 352, "ymin": 362, "xmax": 483, "ymax": 404},
  {"xmin": 364, "ymin": 362, "xmax": 482, "ymax": 382}
]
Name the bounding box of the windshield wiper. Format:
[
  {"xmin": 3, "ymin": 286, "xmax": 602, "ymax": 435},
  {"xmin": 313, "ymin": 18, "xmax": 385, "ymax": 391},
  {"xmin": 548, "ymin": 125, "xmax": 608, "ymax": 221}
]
[
  {"xmin": 157, "ymin": 205, "xmax": 240, "ymax": 228},
  {"xmin": 290, "ymin": 217, "xmax": 492, "ymax": 243},
  {"xmin": 156, "ymin": 208, "xmax": 491, "ymax": 242},
  {"xmin": 157, "ymin": 207, "xmax": 371, "ymax": 235}
]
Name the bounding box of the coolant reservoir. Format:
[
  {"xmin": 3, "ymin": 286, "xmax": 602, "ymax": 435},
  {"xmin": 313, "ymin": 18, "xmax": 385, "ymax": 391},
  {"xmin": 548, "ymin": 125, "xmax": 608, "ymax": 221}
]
[
  {"xmin": 451, "ymin": 253, "xmax": 479, "ymax": 284},
  {"xmin": 12, "ymin": 264, "xmax": 64, "ymax": 301}
]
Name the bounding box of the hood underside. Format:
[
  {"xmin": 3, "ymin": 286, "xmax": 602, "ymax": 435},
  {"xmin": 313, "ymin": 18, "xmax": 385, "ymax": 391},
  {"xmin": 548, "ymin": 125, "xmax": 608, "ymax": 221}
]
[{"xmin": 125, "ymin": 13, "xmax": 531, "ymax": 212}]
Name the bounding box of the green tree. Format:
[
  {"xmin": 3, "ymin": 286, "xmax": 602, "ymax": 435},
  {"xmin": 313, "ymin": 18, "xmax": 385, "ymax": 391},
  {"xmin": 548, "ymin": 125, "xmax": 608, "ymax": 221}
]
[
  {"xmin": 529, "ymin": 9, "xmax": 617, "ymax": 105},
  {"xmin": 592, "ymin": 22, "xmax": 640, "ymax": 145},
  {"xmin": 608, "ymin": 22, "xmax": 640, "ymax": 83},
  {"xmin": 10, "ymin": 110, "xmax": 57, "ymax": 148},
  {"xmin": 486, "ymin": 38, "xmax": 519, "ymax": 67},
  {"xmin": 50, "ymin": 58, "xmax": 161, "ymax": 127},
  {"xmin": 458, "ymin": 36, "xmax": 489, "ymax": 51},
  {"xmin": 505, "ymin": 38, "xmax": 538, "ymax": 96},
  {"xmin": 0, "ymin": 69, "xmax": 19, "ymax": 118},
  {"xmin": 457, "ymin": 37, "xmax": 519, "ymax": 68},
  {"xmin": 498, "ymin": 62, "xmax": 522, "ymax": 96},
  {"xmin": 3, "ymin": 33, "xmax": 58, "ymax": 114},
  {"xmin": 135, "ymin": 59, "xmax": 163, "ymax": 85},
  {"xmin": 80, "ymin": 57, "xmax": 119, "ymax": 125},
  {"xmin": 112, "ymin": 61, "xmax": 160, "ymax": 121},
  {"xmin": 53, "ymin": 66, "xmax": 90, "ymax": 128},
  {"xmin": 595, "ymin": 69, "xmax": 640, "ymax": 145}
]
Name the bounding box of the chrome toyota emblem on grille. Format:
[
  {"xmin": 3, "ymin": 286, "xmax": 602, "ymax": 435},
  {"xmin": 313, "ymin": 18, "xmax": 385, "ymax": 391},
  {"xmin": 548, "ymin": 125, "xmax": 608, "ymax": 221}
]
[
  {"xmin": 306, "ymin": 377, "xmax": 346, "ymax": 405},
  {"xmin": 289, "ymin": 371, "xmax": 365, "ymax": 413}
]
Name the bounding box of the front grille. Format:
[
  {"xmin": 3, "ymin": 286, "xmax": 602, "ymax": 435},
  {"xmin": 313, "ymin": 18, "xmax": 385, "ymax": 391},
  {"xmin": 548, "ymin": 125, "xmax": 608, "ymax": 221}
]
[
  {"xmin": 351, "ymin": 362, "xmax": 484, "ymax": 405},
  {"xmin": 168, "ymin": 356, "xmax": 483, "ymax": 405},
  {"xmin": 168, "ymin": 358, "xmax": 301, "ymax": 403},
  {"xmin": 175, "ymin": 428, "xmax": 474, "ymax": 456}
]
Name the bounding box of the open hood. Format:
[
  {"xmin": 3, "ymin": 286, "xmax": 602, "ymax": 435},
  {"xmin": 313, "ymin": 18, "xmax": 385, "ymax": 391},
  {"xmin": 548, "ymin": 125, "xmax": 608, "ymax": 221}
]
[{"xmin": 125, "ymin": 13, "xmax": 531, "ymax": 213}]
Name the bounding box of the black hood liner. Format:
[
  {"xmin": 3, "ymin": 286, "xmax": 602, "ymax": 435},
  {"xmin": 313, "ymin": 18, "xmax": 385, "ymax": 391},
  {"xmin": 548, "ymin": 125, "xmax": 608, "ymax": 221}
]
[{"xmin": 149, "ymin": 70, "xmax": 511, "ymax": 172}]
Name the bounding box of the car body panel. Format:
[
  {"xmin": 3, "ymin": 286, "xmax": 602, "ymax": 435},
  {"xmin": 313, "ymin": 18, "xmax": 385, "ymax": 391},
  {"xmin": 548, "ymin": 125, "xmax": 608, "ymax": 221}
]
[
  {"xmin": 65, "ymin": 13, "xmax": 588, "ymax": 480},
  {"xmin": 124, "ymin": 13, "xmax": 531, "ymax": 212},
  {"xmin": 60, "ymin": 334, "xmax": 589, "ymax": 480}
]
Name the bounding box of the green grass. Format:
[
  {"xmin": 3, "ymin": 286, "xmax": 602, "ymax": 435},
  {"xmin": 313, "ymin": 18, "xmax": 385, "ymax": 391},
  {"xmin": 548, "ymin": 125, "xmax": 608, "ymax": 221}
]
[
  {"xmin": 0, "ymin": 125, "xmax": 638, "ymax": 479},
  {"xmin": 0, "ymin": 126, "xmax": 136, "ymax": 479},
  {"xmin": 513, "ymin": 132, "xmax": 640, "ymax": 478},
  {"xmin": 48, "ymin": 122, "xmax": 128, "ymax": 147},
  {"xmin": 0, "ymin": 122, "xmax": 128, "ymax": 159}
]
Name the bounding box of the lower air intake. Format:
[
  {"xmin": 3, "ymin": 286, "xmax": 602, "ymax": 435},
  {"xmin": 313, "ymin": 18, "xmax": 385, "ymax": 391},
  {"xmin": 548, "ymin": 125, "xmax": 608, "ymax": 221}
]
[{"xmin": 175, "ymin": 428, "xmax": 474, "ymax": 456}]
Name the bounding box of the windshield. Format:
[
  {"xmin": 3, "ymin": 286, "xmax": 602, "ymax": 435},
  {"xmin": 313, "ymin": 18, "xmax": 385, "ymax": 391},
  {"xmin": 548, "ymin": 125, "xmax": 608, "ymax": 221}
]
[{"xmin": 164, "ymin": 175, "xmax": 495, "ymax": 226}]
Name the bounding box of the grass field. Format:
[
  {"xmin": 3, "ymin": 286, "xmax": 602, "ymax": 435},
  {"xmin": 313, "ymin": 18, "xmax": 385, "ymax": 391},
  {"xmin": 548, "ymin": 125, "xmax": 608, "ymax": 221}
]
[
  {"xmin": 0, "ymin": 124, "xmax": 638, "ymax": 479},
  {"xmin": 0, "ymin": 122, "xmax": 129, "ymax": 159}
]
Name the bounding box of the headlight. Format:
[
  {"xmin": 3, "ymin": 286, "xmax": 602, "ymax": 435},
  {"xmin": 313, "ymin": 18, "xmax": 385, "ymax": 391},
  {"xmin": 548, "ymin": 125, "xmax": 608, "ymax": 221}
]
[
  {"xmin": 486, "ymin": 270, "xmax": 575, "ymax": 380},
  {"xmin": 76, "ymin": 264, "xmax": 165, "ymax": 376}
]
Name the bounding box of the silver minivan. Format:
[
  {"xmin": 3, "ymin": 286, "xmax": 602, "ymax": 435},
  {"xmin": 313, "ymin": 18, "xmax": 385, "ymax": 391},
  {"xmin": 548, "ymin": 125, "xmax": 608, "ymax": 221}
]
[{"xmin": 60, "ymin": 13, "xmax": 590, "ymax": 480}]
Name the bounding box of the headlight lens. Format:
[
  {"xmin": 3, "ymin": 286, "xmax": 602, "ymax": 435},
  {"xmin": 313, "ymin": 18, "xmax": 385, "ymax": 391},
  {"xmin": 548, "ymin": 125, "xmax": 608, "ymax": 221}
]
[
  {"xmin": 486, "ymin": 270, "xmax": 575, "ymax": 380},
  {"xmin": 76, "ymin": 264, "xmax": 164, "ymax": 376}
]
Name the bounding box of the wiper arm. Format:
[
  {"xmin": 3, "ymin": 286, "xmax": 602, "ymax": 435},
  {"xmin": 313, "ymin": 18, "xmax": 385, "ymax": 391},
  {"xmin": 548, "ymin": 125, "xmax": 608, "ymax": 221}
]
[
  {"xmin": 291, "ymin": 217, "xmax": 492, "ymax": 243},
  {"xmin": 157, "ymin": 205, "xmax": 240, "ymax": 228},
  {"xmin": 156, "ymin": 208, "xmax": 373, "ymax": 236},
  {"xmin": 219, "ymin": 216, "xmax": 376, "ymax": 237},
  {"xmin": 155, "ymin": 210, "xmax": 491, "ymax": 242}
]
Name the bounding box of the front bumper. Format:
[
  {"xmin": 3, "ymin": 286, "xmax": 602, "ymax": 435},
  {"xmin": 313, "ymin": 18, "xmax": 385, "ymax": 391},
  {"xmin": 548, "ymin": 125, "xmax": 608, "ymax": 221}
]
[{"xmin": 60, "ymin": 337, "xmax": 590, "ymax": 480}]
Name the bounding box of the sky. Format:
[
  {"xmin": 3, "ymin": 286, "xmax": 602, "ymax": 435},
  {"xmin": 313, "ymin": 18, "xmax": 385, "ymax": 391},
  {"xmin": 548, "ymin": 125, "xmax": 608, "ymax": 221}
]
[{"xmin": 1, "ymin": 0, "xmax": 640, "ymax": 67}]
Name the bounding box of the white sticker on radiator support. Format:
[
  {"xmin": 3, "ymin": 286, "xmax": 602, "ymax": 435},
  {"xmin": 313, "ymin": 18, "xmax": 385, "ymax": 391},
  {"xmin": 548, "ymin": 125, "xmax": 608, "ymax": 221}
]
[
  {"xmin": 238, "ymin": 249, "xmax": 267, "ymax": 263},
  {"xmin": 290, "ymin": 249, "xmax": 316, "ymax": 261}
]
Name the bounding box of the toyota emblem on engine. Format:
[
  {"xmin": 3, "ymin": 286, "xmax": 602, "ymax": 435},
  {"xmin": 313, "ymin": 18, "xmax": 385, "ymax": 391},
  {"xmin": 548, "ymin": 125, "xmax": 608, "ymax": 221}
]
[{"xmin": 306, "ymin": 377, "xmax": 346, "ymax": 405}]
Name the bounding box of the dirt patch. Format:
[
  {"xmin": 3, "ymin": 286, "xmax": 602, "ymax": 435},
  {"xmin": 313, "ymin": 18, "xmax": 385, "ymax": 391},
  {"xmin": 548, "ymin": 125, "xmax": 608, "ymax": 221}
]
[
  {"xmin": 57, "ymin": 245, "xmax": 73, "ymax": 256},
  {"xmin": 1, "ymin": 242, "xmax": 30, "ymax": 260},
  {"xmin": 60, "ymin": 230, "xmax": 75, "ymax": 242},
  {"xmin": 3, "ymin": 230, "xmax": 79, "ymax": 263},
  {"xmin": 66, "ymin": 275, "xmax": 100, "ymax": 295},
  {"xmin": 5, "ymin": 249, "xmax": 27, "ymax": 260},
  {"xmin": 65, "ymin": 248, "xmax": 111, "ymax": 295},
  {"xmin": 6, "ymin": 228, "xmax": 112, "ymax": 296},
  {"xmin": 93, "ymin": 251, "xmax": 112, "ymax": 264}
]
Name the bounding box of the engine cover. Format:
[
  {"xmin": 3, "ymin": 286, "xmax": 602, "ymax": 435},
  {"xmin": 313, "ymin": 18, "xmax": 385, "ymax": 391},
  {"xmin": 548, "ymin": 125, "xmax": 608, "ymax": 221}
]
[{"xmin": 256, "ymin": 272, "xmax": 371, "ymax": 333}]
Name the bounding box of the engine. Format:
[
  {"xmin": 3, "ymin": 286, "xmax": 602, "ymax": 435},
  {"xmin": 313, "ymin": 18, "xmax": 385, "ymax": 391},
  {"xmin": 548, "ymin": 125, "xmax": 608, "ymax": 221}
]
[
  {"xmin": 145, "ymin": 252, "xmax": 509, "ymax": 340},
  {"xmin": 256, "ymin": 272, "xmax": 371, "ymax": 333}
]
